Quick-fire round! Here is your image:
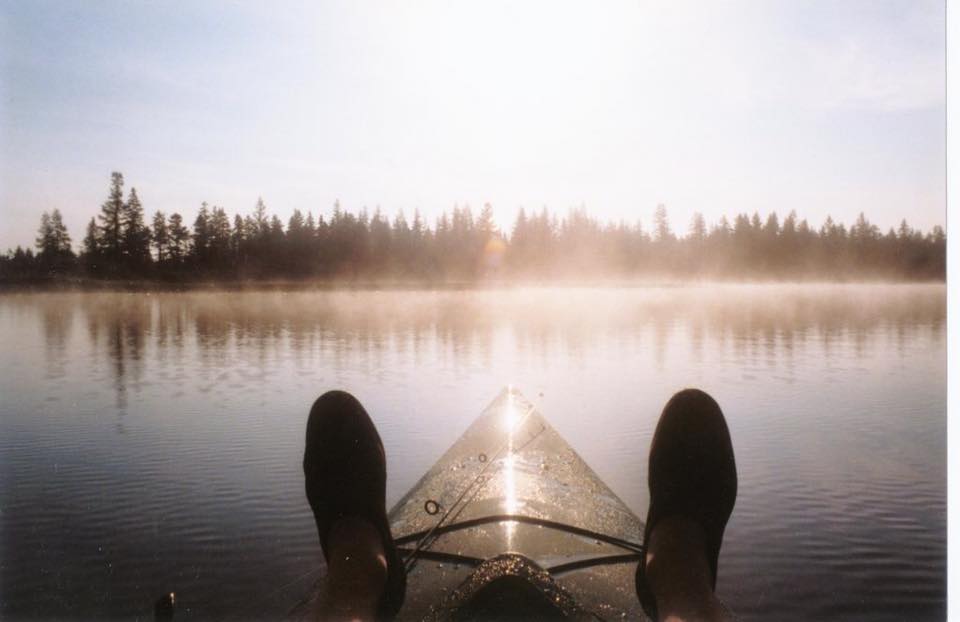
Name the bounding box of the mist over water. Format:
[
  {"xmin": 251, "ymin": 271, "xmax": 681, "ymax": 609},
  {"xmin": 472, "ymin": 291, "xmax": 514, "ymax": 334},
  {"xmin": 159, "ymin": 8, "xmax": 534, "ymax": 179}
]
[{"xmin": 0, "ymin": 284, "xmax": 945, "ymax": 620}]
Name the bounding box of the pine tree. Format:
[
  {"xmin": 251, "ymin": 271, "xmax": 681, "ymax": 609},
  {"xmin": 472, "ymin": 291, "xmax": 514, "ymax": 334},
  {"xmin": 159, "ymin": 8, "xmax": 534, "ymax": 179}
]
[
  {"xmin": 8, "ymin": 246, "xmax": 36, "ymax": 276},
  {"xmin": 35, "ymin": 212, "xmax": 54, "ymax": 257},
  {"xmin": 781, "ymin": 211, "xmax": 797, "ymax": 241},
  {"xmin": 763, "ymin": 212, "xmax": 780, "ymax": 238},
  {"xmin": 412, "ymin": 209, "xmax": 425, "ymax": 240},
  {"xmin": 715, "ymin": 216, "xmax": 732, "ymax": 238},
  {"xmin": 267, "ymin": 214, "xmax": 283, "ymax": 239},
  {"xmin": 286, "ymin": 209, "xmax": 311, "ymax": 274},
  {"xmin": 82, "ymin": 217, "xmax": 101, "ymax": 264},
  {"xmin": 287, "ymin": 209, "xmax": 304, "ymax": 236},
  {"xmin": 689, "ymin": 212, "xmax": 707, "ymax": 242},
  {"xmin": 120, "ymin": 188, "xmax": 151, "ymax": 270},
  {"xmin": 152, "ymin": 211, "xmax": 169, "ymax": 262},
  {"xmin": 192, "ymin": 202, "xmax": 211, "ymax": 261},
  {"xmin": 898, "ymin": 219, "xmax": 912, "ymax": 240},
  {"xmin": 168, "ymin": 213, "xmax": 190, "ymax": 261},
  {"xmin": 852, "ymin": 212, "xmax": 878, "ymax": 242},
  {"xmin": 253, "ymin": 197, "xmax": 268, "ymax": 239},
  {"xmin": 820, "ymin": 215, "xmax": 836, "ymax": 238},
  {"xmin": 232, "ymin": 214, "xmax": 246, "ymax": 258},
  {"xmin": 34, "ymin": 210, "xmax": 74, "ymax": 272},
  {"xmin": 98, "ymin": 172, "xmax": 125, "ymax": 262},
  {"xmin": 478, "ymin": 203, "xmax": 496, "ymax": 240},
  {"xmin": 208, "ymin": 206, "xmax": 232, "ymax": 262},
  {"xmin": 931, "ymin": 225, "xmax": 945, "ymax": 246},
  {"xmin": 243, "ymin": 215, "xmax": 258, "ymax": 241},
  {"xmin": 653, "ymin": 204, "xmax": 673, "ymax": 242},
  {"xmin": 50, "ymin": 209, "xmax": 72, "ymax": 254}
]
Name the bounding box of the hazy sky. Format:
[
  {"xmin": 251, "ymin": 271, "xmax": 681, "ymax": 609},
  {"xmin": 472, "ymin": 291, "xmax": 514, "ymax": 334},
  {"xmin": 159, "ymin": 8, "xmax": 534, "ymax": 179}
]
[{"xmin": 0, "ymin": 0, "xmax": 946, "ymax": 251}]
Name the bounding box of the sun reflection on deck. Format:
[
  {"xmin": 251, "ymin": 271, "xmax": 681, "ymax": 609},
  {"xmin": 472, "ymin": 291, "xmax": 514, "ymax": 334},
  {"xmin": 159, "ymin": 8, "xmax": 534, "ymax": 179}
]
[
  {"xmin": 503, "ymin": 453, "xmax": 517, "ymax": 549},
  {"xmin": 503, "ymin": 390, "xmax": 518, "ymax": 549}
]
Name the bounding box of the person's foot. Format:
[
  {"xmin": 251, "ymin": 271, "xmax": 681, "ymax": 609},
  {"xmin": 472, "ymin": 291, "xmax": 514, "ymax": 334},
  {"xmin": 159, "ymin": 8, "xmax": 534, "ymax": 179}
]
[
  {"xmin": 635, "ymin": 389, "xmax": 737, "ymax": 621},
  {"xmin": 304, "ymin": 390, "xmax": 406, "ymax": 620}
]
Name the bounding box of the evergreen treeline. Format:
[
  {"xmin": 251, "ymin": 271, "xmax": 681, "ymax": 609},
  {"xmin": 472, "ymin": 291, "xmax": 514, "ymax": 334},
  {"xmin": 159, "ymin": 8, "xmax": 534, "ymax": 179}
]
[{"xmin": 0, "ymin": 171, "xmax": 946, "ymax": 283}]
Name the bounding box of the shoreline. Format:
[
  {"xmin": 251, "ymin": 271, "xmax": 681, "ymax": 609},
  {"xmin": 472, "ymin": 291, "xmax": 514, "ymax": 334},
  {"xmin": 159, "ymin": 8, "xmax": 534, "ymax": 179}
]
[{"xmin": 0, "ymin": 275, "xmax": 947, "ymax": 293}]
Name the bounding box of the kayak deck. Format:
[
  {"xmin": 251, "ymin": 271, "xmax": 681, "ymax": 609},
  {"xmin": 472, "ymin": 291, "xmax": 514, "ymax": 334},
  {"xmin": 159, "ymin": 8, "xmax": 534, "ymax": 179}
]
[{"xmin": 291, "ymin": 388, "xmax": 648, "ymax": 620}]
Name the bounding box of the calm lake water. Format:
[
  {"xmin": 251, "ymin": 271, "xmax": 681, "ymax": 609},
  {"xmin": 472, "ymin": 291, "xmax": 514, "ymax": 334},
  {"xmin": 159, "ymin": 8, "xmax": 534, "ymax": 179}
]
[{"xmin": 0, "ymin": 285, "xmax": 946, "ymax": 621}]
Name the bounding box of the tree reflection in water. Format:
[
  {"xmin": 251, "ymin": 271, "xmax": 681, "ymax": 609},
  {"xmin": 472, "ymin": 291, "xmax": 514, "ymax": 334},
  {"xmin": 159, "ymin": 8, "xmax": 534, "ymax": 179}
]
[{"xmin": 37, "ymin": 285, "xmax": 942, "ymax": 403}]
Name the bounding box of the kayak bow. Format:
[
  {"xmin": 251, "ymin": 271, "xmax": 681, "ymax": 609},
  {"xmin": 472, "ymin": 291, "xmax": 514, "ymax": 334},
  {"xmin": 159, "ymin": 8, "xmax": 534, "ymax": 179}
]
[{"xmin": 292, "ymin": 388, "xmax": 648, "ymax": 620}]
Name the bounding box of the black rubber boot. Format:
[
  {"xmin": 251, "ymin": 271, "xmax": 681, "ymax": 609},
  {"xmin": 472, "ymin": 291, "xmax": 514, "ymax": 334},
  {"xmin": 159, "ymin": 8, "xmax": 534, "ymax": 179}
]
[
  {"xmin": 303, "ymin": 390, "xmax": 406, "ymax": 620},
  {"xmin": 635, "ymin": 389, "xmax": 737, "ymax": 620}
]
